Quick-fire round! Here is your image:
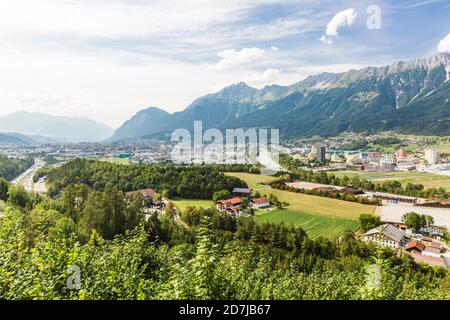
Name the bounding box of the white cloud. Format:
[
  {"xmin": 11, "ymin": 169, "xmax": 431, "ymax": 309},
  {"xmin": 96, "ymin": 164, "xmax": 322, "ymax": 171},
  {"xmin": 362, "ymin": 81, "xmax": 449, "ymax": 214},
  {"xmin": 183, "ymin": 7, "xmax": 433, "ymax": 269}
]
[
  {"xmin": 215, "ymin": 48, "xmax": 266, "ymax": 70},
  {"xmin": 262, "ymin": 68, "xmax": 281, "ymax": 83},
  {"xmin": 320, "ymin": 8, "xmax": 357, "ymax": 44},
  {"xmin": 437, "ymin": 33, "xmax": 450, "ymax": 53}
]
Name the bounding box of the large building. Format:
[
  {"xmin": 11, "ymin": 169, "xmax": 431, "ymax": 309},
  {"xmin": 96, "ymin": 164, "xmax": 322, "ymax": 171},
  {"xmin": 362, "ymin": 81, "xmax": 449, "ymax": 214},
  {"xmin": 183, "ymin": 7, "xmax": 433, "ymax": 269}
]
[
  {"xmin": 425, "ymin": 149, "xmax": 438, "ymax": 164},
  {"xmin": 316, "ymin": 146, "xmax": 326, "ymax": 163},
  {"xmin": 364, "ymin": 224, "xmax": 407, "ymax": 248}
]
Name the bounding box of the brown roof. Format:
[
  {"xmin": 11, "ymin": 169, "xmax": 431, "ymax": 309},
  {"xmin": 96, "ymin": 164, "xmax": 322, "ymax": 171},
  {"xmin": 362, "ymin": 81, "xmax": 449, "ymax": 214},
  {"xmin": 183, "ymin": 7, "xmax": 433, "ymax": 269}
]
[
  {"xmin": 126, "ymin": 188, "xmax": 157, "ymax": 198},
  {"xmin": 422, "ymin": 236, "xmax": 433, "ymax": 242},
  {"xmin": 405, "ymin": 241, "xmax": 425, "ymax": 252},
  {"xmin": 408, "ymin": 252, "xmax": 446, "ymax": 268},
  {"xmin": 252, "ymin": 197, "xmax": 269, "ymax": 204}
]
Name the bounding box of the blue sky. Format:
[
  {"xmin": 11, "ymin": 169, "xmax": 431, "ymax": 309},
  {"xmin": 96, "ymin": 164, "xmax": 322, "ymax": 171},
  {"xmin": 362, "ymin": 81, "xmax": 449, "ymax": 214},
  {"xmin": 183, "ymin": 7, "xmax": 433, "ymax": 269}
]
[{"xmin": 0, "ymin": 0, "xmax": 448, "ymax": 127}]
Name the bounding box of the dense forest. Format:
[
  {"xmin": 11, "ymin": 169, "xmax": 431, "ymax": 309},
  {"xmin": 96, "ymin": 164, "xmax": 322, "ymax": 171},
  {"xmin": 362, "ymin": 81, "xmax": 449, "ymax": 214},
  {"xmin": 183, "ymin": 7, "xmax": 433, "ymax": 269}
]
[
  {"xmin": 45, "ymin": 159, "xmax": 247, "ymax": 199},
  {"xmin": 280, "ymin": 155, "xmax": 450, "ymax": 199},
  {"xmin": 0, "ymin": 156, "xmax": 34, "ymax": 181},
  {"xmin": 0, "ymin": 178, "xmax": 449, "ymax": 299}
]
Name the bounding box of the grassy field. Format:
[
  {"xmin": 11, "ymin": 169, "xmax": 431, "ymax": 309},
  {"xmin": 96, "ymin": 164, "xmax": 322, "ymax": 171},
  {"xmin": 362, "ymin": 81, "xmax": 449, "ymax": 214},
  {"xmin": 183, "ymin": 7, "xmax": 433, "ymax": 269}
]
[
  {"xmin": 254, "ymin": 209, "xmax": 358, "ymax": 239},
  {"xmin": 0, "ymin": 200, "xmax": 5, "ymax": 211},
  {"xmin": 98, "ymin": 157, "xmax": 131, "ymax": 165},
  {"xmin": 168, "ymin": 172, "xmax": 375, "ymax": 239},
  {"xmin": 170, "ymin": 198, "xmax": 214, "ymax": 212},
  {"xmin": 225, "ymin": 172, "xmax": 376, "ymax": 219},
  {"xmin": 328, "ymin": 170, "xmax": 450, "ymax": 190}
]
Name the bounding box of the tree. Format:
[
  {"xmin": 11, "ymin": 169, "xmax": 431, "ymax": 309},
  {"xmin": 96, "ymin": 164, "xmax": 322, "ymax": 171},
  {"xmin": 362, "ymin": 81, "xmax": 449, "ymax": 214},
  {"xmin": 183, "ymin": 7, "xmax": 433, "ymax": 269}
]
[
  {"xmin": 212, "ymin": 189, "xmax": 230, "ymax": 202},
  {"xmin": 7, "ymin": 185, "xmax": 28, "ymax": 207},
  {"xmin": 402, "ymin": 212, "xmax": 426, "ymax": 232},
  {"xmin": 0, "ymin": 178, "xmax": 8, "ymax": 201},
  {"xmin": 425, "ymin": 215, "xmax": 434, "ymax": 226},
  {"xmin": 358, "ymin": 214, "xmax": 381, "ymax": 233}
]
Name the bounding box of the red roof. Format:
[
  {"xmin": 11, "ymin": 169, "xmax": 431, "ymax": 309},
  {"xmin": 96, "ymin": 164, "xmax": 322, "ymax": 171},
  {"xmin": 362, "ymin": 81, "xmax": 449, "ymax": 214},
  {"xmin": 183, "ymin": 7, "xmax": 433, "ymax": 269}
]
[
  {"xmin": 253, "ymin": 197, "xmax": 269, "ymax": 205},
  {"xmin": 405, "ymin": 241, "xmax": 425, "ymax": 252},
  {"xmin": 218, "ymin": 197, "xmax": 242, "ymax": 206},
  {"xmin": 422, "ymin": 236, "xmax": 433, "ymax": 242}
]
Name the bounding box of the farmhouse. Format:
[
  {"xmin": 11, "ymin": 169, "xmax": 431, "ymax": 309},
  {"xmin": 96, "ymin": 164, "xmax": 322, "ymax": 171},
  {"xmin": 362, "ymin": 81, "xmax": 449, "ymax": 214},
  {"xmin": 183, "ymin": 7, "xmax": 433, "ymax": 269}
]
[
  {"xmin": 125, "ymin": 188, "xmax": 164, "ymax": 209},
  {"xmin": 405, "ymin": 241, "xmax": 425, "ymax": 254},
  {"xmin": 251, "ymin": 197, "xmax": 270, "ymax": 209},
  {"xmin": 216, "ymin": 197, "xmax": 243, "ymax": 216},
  {"xmin": 126, "ymin": 188, "xmax": 157, "ymax": 199},
  {"xmin": 364, "ymin": 224, "xmax": 406, "ymax": 248},
  {"xmin": 232, "ymin": 188, "xmax": 252, "ymax": 198}
]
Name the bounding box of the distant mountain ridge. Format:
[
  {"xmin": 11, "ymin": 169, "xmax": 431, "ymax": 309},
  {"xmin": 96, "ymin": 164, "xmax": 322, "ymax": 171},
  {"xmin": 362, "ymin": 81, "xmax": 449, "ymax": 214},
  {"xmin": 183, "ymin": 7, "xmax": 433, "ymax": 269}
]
[
  {"xmin": 0, "ymin": 111, "xmax": 115, "ymax": 142},
  {"xmin": 113, "ymin": 53, "xmax": 450, "ymax": 140}
]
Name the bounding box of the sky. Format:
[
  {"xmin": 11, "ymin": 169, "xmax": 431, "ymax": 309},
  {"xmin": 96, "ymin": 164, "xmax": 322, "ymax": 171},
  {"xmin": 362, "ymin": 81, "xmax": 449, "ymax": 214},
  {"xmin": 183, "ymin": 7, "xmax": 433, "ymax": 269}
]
[{"xmin": 0, "ymin": 0, "xmax": 449, "ymax": 128}]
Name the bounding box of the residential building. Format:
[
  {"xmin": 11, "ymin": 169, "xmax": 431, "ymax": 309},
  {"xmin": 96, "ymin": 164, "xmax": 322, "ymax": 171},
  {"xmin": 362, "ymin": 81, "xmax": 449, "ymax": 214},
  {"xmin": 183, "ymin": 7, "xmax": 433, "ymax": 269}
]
[
  {"xmin": 251, "ymin": 197, "xmax": 270, "ymax": 209},
  {"xmin": 216, "ymin": 197, "xmax": 243, "ymax": 216},
  {"xmin": 364, "ymin": 224, "xmax": 406, "ymax": 248},
  {"xmin": 405, "ymin": 241, "xmax": 425, "ymax": 254},
  {"xmin": 126, "ymin": 188, "xmax": 157, "ymax": 199},
  {"xmin": 396, "ymin": 148, "xmax": 407, "ymax": 159},
  {"xmin": 425, "ymin": 149, "xmax": 438, "ymax": 164},
  {"xmin": 316, "ymin": 146, "xmax": 326, "ymax": 163}
]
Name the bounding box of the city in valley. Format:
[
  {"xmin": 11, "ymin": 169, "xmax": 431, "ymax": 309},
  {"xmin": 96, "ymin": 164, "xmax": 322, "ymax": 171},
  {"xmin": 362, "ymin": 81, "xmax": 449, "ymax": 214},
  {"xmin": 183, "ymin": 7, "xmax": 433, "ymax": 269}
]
[
  {"xmin": 2, "ymin": 132, "xmax": 450, "ymax": 270},
  {"xmin": 0, "ymin": 0, "xmax": 449, "ymax": 303}
]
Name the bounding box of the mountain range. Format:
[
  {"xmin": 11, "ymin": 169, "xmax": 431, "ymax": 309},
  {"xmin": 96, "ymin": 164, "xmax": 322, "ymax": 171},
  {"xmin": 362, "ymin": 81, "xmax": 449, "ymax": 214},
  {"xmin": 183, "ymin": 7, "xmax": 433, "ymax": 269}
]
[
  {"xmin": 0, "ymin": 111, "xmax": 114, "ymax": 143},
  {"xmin": 110, "ymin": 53, "xmax": 450, "ymax": 141}
]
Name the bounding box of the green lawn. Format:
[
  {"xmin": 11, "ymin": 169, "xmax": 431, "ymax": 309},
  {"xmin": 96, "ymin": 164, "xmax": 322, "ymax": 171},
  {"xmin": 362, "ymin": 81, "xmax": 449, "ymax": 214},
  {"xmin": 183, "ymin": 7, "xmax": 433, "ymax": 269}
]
[
  {"xmin": 170, "ymin": 198, "xmax": 214, "ymax": 212},
  {"xmin": 254, "ymin": 209, "xmax": 358, "ymax": 239},
  {"xmin": 0, "ymin": 200, "xmax": 6, "ymax": 211}
]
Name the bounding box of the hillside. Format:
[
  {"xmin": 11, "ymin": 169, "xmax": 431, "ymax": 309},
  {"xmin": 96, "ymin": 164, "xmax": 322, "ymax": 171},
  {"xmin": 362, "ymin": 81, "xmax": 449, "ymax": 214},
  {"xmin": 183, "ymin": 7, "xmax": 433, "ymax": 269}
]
[{"xmin": 0, "ymin": 111, "xmax": 114, "ymax": 142}]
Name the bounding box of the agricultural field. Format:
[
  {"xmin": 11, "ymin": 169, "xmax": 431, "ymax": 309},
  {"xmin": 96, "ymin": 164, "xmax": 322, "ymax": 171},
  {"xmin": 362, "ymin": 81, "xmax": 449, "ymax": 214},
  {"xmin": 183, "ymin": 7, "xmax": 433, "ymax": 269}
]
[
  {"xmin": 225, "ymin": 172, "xmax": 376, "ymax": 219},
  {"xmin": 223, "ymin": 172, "xmax": 376, "ymax": 239},
  {"xmin": 98, "ymin": 157, "xmax": 131, "ymax": 165},
  {"xmin": 327, "ymin": 170, "xmax": 450, "ymax": 190},
  {"xmin": 254, "ymin": 209, "xmax": 358, "ymax": 239},
  {"xmin": 170, "ymin": 198, "xmax": 214, "ymax": 212}
]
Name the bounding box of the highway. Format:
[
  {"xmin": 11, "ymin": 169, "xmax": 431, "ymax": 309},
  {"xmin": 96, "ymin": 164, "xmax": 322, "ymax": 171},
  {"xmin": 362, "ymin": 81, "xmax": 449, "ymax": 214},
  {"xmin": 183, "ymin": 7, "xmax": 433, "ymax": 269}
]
[{"xmin": 12, "ymin": 159, "xmax": 47, "ymax": 193}]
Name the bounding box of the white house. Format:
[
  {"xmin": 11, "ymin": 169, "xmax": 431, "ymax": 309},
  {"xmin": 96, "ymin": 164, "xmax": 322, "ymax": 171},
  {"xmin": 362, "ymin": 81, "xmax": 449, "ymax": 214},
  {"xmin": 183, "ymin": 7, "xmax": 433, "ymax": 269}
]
[
  {"xmin": 364, "ymin": 224, "xmax": 406, "ymax": 248},
  {"xmin": 251, "ymin": 197, "xmax": 270, "ymax": 209}
]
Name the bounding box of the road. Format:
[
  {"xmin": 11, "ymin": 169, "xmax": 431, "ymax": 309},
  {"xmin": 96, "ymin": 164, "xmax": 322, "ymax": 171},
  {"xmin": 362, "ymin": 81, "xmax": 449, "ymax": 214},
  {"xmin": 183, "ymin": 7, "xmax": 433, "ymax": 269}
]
[
  {"xmin": 12, "ymin": 159, "xmax": 47, "ymax": 193},
  {"xmin": 377, "ymin": 202, "xmax": 450, "ymax": 230}
]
